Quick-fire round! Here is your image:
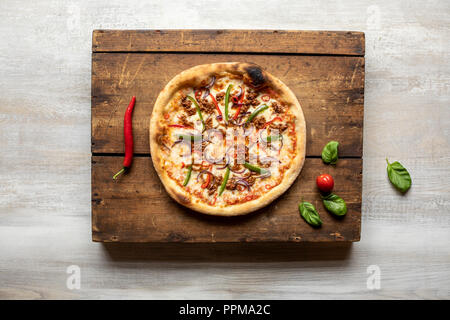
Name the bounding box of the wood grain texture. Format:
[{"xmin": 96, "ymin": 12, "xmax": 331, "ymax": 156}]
[
  {"xmin": 1, "ymin": 0, "xmax": 449, "ymax": 300},
  {"xmin": 91, "ymin": 30, "xmax": 364, "ymax": 243},
  {"xmin": 93, "ymin": 29, "xmax": 365, "ymax": 56},
  {"xmin": 92, "ymin": 53, "xmax": 364, "ymax": 156},
  {"xmin": 92, "ymin": 157, "xmax": 362, "ymax": 243}
]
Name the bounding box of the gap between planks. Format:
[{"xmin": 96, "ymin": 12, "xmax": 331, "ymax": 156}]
[
  {"xmin": 91, "ymin": 153, "xmax": 362, "ymax": 159},
  {"xmin": 92, "ymin": 50, "xmax": 364, "ymax": 57}
]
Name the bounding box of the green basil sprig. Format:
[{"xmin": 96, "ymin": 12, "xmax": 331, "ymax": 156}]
[
  {"xmin": 322, "ymin": 193, "xmax": 347, "ymax": 216},
  {"xmin": 386, "ymin": 158, "xmax": 411, "ymax": 193},
  {"xmin": 321, "ymin": 141, "xmax": 339, "ymax": 164},
  {"xmin": 298, "ymin": 201, "xmax": 322, "ymax": 227}
]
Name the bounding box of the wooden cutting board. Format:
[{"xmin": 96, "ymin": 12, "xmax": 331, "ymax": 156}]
[{"xmin": 91, "ymin": 30, "xmax": 364, "ymax": 243}]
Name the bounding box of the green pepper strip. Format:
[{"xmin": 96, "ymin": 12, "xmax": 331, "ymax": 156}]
[
  {"xmin": 244, "ymin": 162, "xmax": 269, "ymax": 175},
  {"xmin": 224, "ymin": 84, "xmax": 233, "ymax": 122},
  {"xmin": 264, "ymin": 135, "xmax": 282, "ymax": 143},
  {"xmin": 218, "ymin": 166, "xmax": 230, "ymax": 196},
  {"xmin": 246, "ymin": 104, "xmax": 269, "ymax": 123},
  {"xmin": 183, "ymin": 165, "xmax": 193, "ymax": 186},
  {"xmin": 178, "ymin": 134, "xmax": 202, "ymax": 142},
  {"xmin": 187, "ymin": 95, "xmax": 205, "ymax": 130}
]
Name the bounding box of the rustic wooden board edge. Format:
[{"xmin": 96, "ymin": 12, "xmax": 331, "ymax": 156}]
[
  {"xmin": 92, "ymin": 226, "xmax": 361, "ymax": 243},
  {"xmin": 92, "ymin": 237, "xmax": 359, "ymax": 243},
  {"xmin": 92, "ymin": 29, "xmax": 365, "ymax": 56},
  {"xmin": 90, "ymin": 29, "xmax": 364, "ymax": 244}
]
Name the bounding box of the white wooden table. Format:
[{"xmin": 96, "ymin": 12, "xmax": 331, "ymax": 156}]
[{"xmin": 0, "ymin": 0, "xmax": 449, "ymax": 299}]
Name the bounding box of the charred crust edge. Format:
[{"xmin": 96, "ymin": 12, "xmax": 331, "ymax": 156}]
[{"xmin": 245, "ymin": 65, "xmax": 266, "ymax": 87}]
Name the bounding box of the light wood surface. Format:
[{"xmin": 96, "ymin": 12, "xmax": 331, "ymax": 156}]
[{"xmin": 0, "ymin": 0, "xmax": 449, "ymax": 299}]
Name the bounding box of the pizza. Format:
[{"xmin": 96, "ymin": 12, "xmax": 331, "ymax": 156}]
[{"xmin": 150, "ymin": 62, "xmax": 306, "ymax": 216}]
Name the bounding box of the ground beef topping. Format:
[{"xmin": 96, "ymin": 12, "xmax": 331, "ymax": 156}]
[
  {"xmin": 244, "ymin": 98, "xmax": 260, "ymax": 107},
  {"xmin": 180, "ymin": 95, "xmax": 196, "ymax": 116},
  {"xmin": 215, "ymin": 92, "xmax": 225, "ymax": 103},
  {"xmin": 246, "ymin": 90, "xmax": 258, "ymax": 100},
  {"xmin": 271, "ymin": 101, "xmax": 286, "ymax": 114},
  {"xmin": 205, "ymin": 116, "xmax": 213, "ymax": 130},
  {"xmin": 199, "ymin": 99, "xmax": 216, "ymax": 114},
  {"xmin": 253, "ymin": 116, "xmax": 266, "ymax": 130},
  {"xmin": 242, "ymin": 89, "xmax": 260, "ymax": 108},
  {"xmin": 187, "ymin": 108, "xmax": 197, "ymax": 116},
  {"xmin": 181, "ymin": 95, "xmax": 192, "ymax": 108},
  {"xmin": 225, "ymin": 177, "xmax": 238, "ymax": 190},
  {"xmin": 208, "ymin": 175, "xmax": 222, "ymax": 195},
  {"xmin": 179, "ymin": 114, "xmax": 194, "ymax": 127},
  {"xmin": 269, "ymin": 122, "xmax": 289, "ymax": 132},
  {"xmin": 246, "ymin": 176, "xmax": 256, "ymax": 186}
]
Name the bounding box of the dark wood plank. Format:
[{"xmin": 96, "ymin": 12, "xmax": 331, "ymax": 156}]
[
  {"xmin": 93, "ymin": 30, "xmax": 365, "ymax": 56},
  {"xmin": 92, "ymin": 157, "xmax": 361, "ymax": 243},
  {"xmin": 92, "ymin": 53, "xmax": 364, "ymax": 156},
  {"xmin": 91, "ymin": 30, "xmax": 364, "ymax": 243}
]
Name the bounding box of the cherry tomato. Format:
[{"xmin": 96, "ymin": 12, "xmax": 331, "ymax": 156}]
[{"xmin": 316, "ymin": 174, "xmax": 334, "ymax": 193}]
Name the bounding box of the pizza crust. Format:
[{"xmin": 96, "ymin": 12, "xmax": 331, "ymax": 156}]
[{"xmin": 150, "ymin": 62, "xmax": 306, "ymax": 216}]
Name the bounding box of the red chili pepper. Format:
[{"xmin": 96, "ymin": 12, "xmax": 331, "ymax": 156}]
[
  {"xmin": 232, "ymin": 88, "xmax": 245, "ymax": 120},
  {"xmin": 195, "ymin": 89, "xmax": 202, "ymax": 100},
  {"xmin": 168, "ymin": 124, "xmax": 192, "ymax": 129},
  {"xmin": 211, "ymin": 194, "xmax": 218, "ymax": 205},
  {"xmin": 245, "ymin": 195, "xmax": 254, "ymax": 201},
  {"xmin": 263, "ymin": 116, "xmax": 283, "ymax": 128},
  {"xmin": 201, "ymin": 172, "xmax": 212, "ymax": 188},
  {"xmin": 261, "ymin": 94, "xmax": 270, "ymax": 102},
  {"xmin": 164, "ymin": 114, "xmax": 170, "ymax": 120},
  {"xmin": 289, "ymin": 122, "xmax": 295, "ymax": 134},
  {"xmin": 232, "ymin": 105, "xmax": 242, "ymax": 120},
  {"xmin": 113, "ymin": 96, "xmax": 136, "ymax": 180},
  {"xmin": 181, "ymin": 162, "xmax": 186, "ymax": 169},
  {"xmin": 209, "ymin": 93, "xmax": 223, "ymax": 118}
]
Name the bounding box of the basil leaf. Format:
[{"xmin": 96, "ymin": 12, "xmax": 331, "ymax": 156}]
[
  {"xmin": 298, "ymin": 201, "xmax": 322, "ymax": 227},
  {"xmin": 386, "ymin": 159, "xmax": 412, "ymax": 193},
  {"xmin": 321, "ymin": 141, "xmax": 339, "ymax": 164},
  {"xmin": 322, "ymin": 193, "xmax": 347, "ymax": 216}
]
